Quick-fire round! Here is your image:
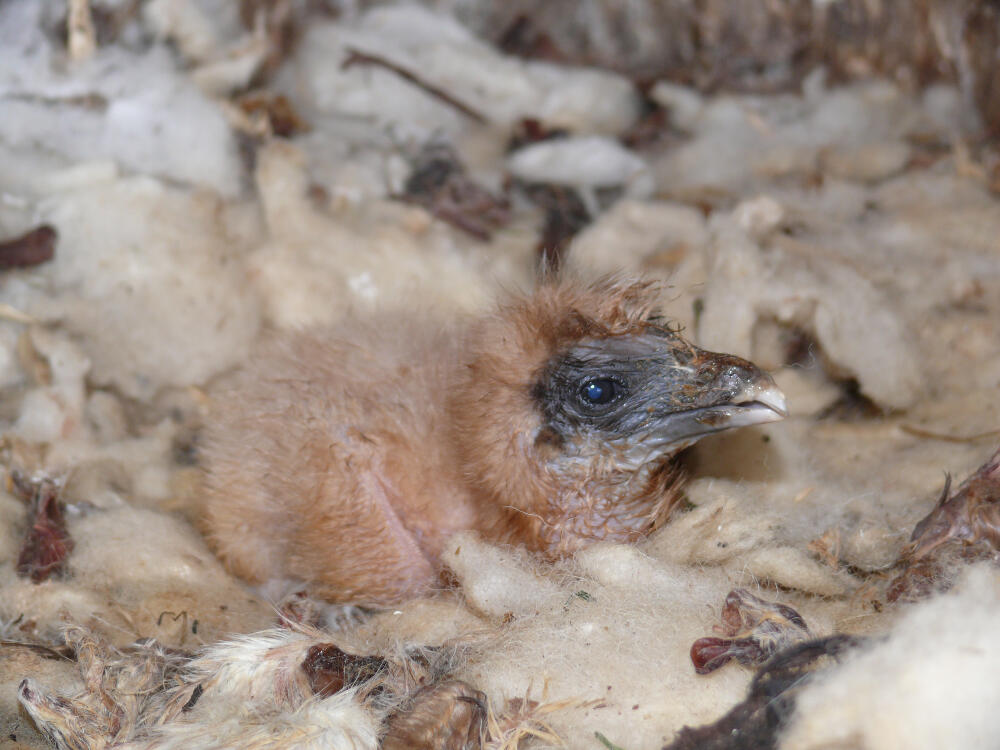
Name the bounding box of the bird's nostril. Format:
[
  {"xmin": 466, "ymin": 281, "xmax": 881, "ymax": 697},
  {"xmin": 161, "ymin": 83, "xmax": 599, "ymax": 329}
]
[
  {"xmin": 697, "ymin": 357, "xmax": 755, "ymax": 389},
  {"xmin": 722, "ymin": 364, "xmax": 752, "ymax": 389}
]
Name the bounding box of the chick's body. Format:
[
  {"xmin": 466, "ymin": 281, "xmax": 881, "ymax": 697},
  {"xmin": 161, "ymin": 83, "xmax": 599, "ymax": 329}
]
[
  {"xmin": 201, "ymin": 278, "xmax": 786, "ymax": 606},
  {"xmin": 202, "ymin": 318, "xmax": 472, "ymax": 605}
]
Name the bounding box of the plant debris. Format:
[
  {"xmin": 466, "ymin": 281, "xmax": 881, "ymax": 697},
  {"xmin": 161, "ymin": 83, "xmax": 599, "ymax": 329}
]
[
  {"xmin": 0, "ymin": 225, "xmax": 57, "ymax": 269},
  {"xmin": 13, "ymin": 474, "xmax": 73, "ymax": 584},
  {"xmin": 668, "ymin": 635, "xmax": 862, "ymax": 750},
  {"xmin": 300, "ymin": 643, "xmax": 387, "ymax": 698},
  {"xmin": 235, "ymin": 91, "xmax": 309, "ymax": 138},
  {"xmin": 399, "ymin": 143, "xmax": 511, "ymax": 241},
  {"xmin": 596, "ymin": 730, "xmax": 629, "ymax": 750},
  {"xmin": 342, "ymin": 47, "xmax": 488, "ymax": 125},
  {"xmin": 18, "ymin": 626, "xmax": 189, "ymax": 748},
  {"xmin": 888, "ymin": 447, "xmax": 1000, "ymax": 602},
  {"xmin": 690, "ymin": 589, "xmax": 812, "ymax": 675}
]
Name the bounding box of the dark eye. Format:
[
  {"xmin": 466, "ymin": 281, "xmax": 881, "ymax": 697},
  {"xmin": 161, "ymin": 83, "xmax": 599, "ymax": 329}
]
[{"xmin": 580, "ymin": 378, "xmax": 617, "ymax": 405}]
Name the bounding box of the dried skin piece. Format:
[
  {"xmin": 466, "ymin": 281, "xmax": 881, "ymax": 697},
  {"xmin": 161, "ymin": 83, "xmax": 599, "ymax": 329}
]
[
  {"xmin": 908, "ymin": 451, "xmax": 1000, "ymax": 558},
  {"xmin": 0, "ymin": 225, "xmax": 57, "ymax": 269},
  {"xmin": 400, "ymin": 143, "xmax": 511, "ymax": 241},
  {"xmin": 14, "ymin": 475, "xmax": 74, "ymax": 583},
  {"xmin": 300, "ymin": 643, "xmax": 387, "ymax": 698},
  {"xmin": 668, "ymin": 635, "xmax": 862, "ymax": 750},
  {"xmin": 888, "ymin": 447, "xmax": 1000, "ymax": 602},
  {"xmin": 690, "ymin": 589, "xmax": 811, "ymax": 675},
  {"xmin": 382, "ymin": 679, "xmax": 487, "ymax": 750}
]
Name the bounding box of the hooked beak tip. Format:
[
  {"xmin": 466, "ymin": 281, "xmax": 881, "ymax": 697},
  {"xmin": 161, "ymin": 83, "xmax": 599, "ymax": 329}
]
[{"xmin": 733, "ymin": 382, "xmax": 788, "ymax": 419}]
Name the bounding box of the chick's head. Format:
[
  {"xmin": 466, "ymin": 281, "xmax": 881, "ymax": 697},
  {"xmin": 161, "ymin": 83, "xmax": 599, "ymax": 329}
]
[{"xmin": 450, "ymin": 276, "xmax": 785, "ymax": 553}]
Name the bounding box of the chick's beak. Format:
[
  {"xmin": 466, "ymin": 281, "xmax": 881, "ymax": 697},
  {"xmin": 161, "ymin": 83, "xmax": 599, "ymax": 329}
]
[
  {"xmin": 723, "ymin": 374, "xmax": 788, "ymax": 427},
  {"xmin": 645, "ymin": 350, "xmax": 787, "ymax": 450}
]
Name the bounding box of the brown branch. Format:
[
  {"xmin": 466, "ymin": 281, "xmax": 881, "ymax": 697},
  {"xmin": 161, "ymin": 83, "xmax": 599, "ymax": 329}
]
[{"xmin": 341, "ymin": 48, "xmax": 488, "ymax": 125}]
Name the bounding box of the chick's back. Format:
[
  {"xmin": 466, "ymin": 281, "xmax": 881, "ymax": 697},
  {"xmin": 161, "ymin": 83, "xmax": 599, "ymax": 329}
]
[{"xmin": 200, "ymin": 315, "xmax": 474, "ymax": 606}]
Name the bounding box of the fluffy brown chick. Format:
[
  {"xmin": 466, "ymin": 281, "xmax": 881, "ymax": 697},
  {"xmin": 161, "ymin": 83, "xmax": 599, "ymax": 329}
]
[{"xmin": 200, "ymin": 276, "xmax": 786, "ymax": 606}]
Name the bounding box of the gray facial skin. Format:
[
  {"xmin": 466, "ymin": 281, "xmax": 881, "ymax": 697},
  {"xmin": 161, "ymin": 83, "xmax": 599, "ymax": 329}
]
[{"xmin": 533, "ymin": 328, "xmax": 787, "ymax": 459}]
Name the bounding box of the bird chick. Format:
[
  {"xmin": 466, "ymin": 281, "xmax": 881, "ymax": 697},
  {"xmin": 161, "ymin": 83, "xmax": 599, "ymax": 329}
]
[{"xmin": 200, "ymin": 276, "xmax": 786, "ymax": 606}]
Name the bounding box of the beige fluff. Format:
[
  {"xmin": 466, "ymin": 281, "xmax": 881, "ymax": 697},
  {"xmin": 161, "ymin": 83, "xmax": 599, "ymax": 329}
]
[{"xmin": 781, "ymin": 565, "xmax": 1000, "ymax": 750}]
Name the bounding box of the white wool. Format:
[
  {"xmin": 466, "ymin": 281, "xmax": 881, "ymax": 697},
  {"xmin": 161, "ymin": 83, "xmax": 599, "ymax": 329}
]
[
  {"xmin": 0, "ymin": 2, "xmax": 999, "ymax": 748},
  {"xmin": 650, "ymin": 494, "xmax": 783, "ymax": 565},
  {"xmin": 821, "ymin": 139, "xmax": 912, "ymax": 182},
  {"xmin": 18, "ymin": 176, "xmax": 261, "ymax": 400},
  {"xmin": 444, "ymin": 532, "xmax": 564, "ymax": 619},
  {"xmin": 769, "ymin": 368, "xmax": 841, "ymax": 418},
  {"xmin": 647, "ymin": 489, "xmax": 853, "ymax": 598},
  {"xmin": 654, "ymin": 79, "xmax": 967, "ymax": 198},
  {"xmin": 248, "ymin": 141, "xmax": 530, "ymax": 329},
  {"xmin": 83, "ymin": 391, "xmax": 129, "ymax": 444},
  {"xmin": 0, "ymin": 504, "xmax": 274, "ymax": 647},
  {"xmin": 781, "ymin": 565, "xmax": 1000, "ymax": 750},
  {"xmin": 0, "ymin": 4, "xmax": 243, "ymax": 197},
  {"xmin": 17, "ymin": 627, "xmax": 379, "ymax": 750},
  {"xmin": 277, "ymin": 4, "xmax": 640, "ymax": 138},
  {"xmin": 648, "ymin": 412, "xmax": 986, "ymax": 596},
  {"xmin": 69, "ymin": 507, "xmax": 235, "ymax": 592},
  {"xmin": 350, "ymin": 598, "xmax": 486, "ymax": 652},
  {"xmin": 699, "ymin": 195, "xmax": 924, "ymax": 409},
  {"xmin": 567, "ymin": 199, "xmax": 710, "ymax": 331},
  {"xmin": 146, "ymin": 629, "xmax": 379, "ymax": 750},
  {"xmin": 446, "ymin": 535, "xmax": 756, "ymax": 749},
  {"xmin": 181, "ymin": 629, "xmax": 334, "ymax": 708},
  {"xmin": 506, "ymin": 137, "xmax": 654, "ymax": 197},
  {"xmin": 741, "ymin": 546, "xmax": 850, "ymax": 597},
  {"xmin": 119, "ymin": 697, "xmax": 378, "ymax": 750},
  {"xmin": 0, "ymin": 324, "xmax": 25, "ymax": 391},
  {"xmin": 12, "ymin": 389, "xmax": 83, "ymax": 446},
  {"xmin": 0, "ymin": 573, "xmax": 112, "ymax": 644},
  {"xmin": 42, "ymin": 419, "xmax": 179, "ymax": 508},
  {"xmin": 11, "ymin": 328, "xmax": 90, "ymax": 444},
  {"xmin": 649, "ymin": 81, "xmax": 705, "ymax": 133},
  {"xmin": 143, "ymin": 0, "xmax": 244, "ymax": 64},
  {"xmin": 144, "ymin": 0, "xmax": 268, "ymax": 95},
  {"xmin": 570, "ymin": 199, "xmax": 709, "ymax": 275}
]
